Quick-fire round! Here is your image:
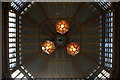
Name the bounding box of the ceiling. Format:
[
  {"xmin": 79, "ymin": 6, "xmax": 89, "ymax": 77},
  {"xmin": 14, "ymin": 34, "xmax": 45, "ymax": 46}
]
[{"xmin": 21, "ymin": 2, "xmax": 103, "ymax": 78}]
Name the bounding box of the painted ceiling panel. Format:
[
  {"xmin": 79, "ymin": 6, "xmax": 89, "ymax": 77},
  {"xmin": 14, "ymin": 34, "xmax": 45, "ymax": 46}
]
[
  {"xmin": 23, "ymin": 52, "xmax": 38, "ymax": 60},
  {"xmin": 58, "ymin": 62, "xmax": 63, "ymax": 76},
  {"xmin": 72, "ymin": 3, "xmax": 81, "ymax": 17},
  {"xmin": 24, "ymin": 55, "xmax": 46, "ymax": 74},
  {"xmin": 64, "ymin": 52, "xmax": 73, "ymax": 60},
  {"xmin": 41, "ymin": 22, "xmax": 55, "ymax": 32},
  {"xmin": 23, "ymin": 31, "xmax": 38, "ymax": 36},
  {"xmin": 22, "ymin": 20, "xmax": 36, "ymax": 28},
  {"xmin": 84, "ymin": 52, "xmax": 99, "ymax": 62},
  {"xmin": 64, "ymin": 4, "xmax": 71, "ymax": 18},
  {"xmin": 57, "ymin": 47, "xmax": 63, "ymax": 60},
  {"xmin": 69, "ymin": 24, "xmax": 81, "ymax": 36},
  {"xmin": 22, "ymin": 45, "xmax": 38, "ymax": 50},
  {"xmin": 21, "ymin": 2, "xmax": 100, "ymax": 78},
  {"xmin": 69, "ymin": 38, "xmax": 80, "ymax": 43},
  {"xmin": 83, "ymin": 38, "xmax": 97, "ymax": 42},
  {"xmin": 82, "ymin": 45, "xmax": 97, "ymax": 50},
  {"xmin": 47, "ymin": 61, "xmax": 56, "ymax": 77},
  {"xmin": 26, "ymin": 6, "xmax": 45, "ymax": 24},
  {"xmin": 83, "ymin": 31, "xmax": 97, "ymax": 35},
  {"xmin": 91, "ymin": 3, "xmax": 104, "ymax": 13},
  {"xmin": 38, "ymin": 66, "xmax": 49, "ymax": 78},
  {"xmin": 77, "ymin": 6, "xmax": 93, "ymax": 24},
  {"xmin": 76, "ymin": 56, "xmax": 95, "ymax": 74},
  {"xmin": 49, "ymin": 4, "xmax": 56, "ymax": 18},
  {"xmin": 22, "ymin": 38, "xmax": 38, "ymax": 43},
  {"xmin": 57, "ymin": 4, "xmax": 63, "ymax": 18},
  {"xmin": 40, "ymin": 3, "xmax": 49, "ymax": 17},
  {"xmin": 83, "ymin": 21, "xmax": 97, "ymax": 28}
]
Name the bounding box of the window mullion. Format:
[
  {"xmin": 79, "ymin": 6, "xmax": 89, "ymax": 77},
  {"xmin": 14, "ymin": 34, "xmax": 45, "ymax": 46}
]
[
  {"xmin": 101, "ymin": 14, "xmax": 106, "ymax": 66},
  {"xmin": 16, "ymin": 13, "xmax": 20, "ymax": 68}
]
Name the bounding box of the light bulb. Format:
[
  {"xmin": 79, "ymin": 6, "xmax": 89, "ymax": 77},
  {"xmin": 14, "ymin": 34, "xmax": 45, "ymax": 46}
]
[
  {"xmin": 73, "ymin": 48, "xmax": 76, "ymax": 51},
  {"xmin": 46, "ymin": 46, "xmax": 49, "ymax": 49},
  {"xmin": 61, "ymin": 24, "xmax": 64, "ymax": 28}
]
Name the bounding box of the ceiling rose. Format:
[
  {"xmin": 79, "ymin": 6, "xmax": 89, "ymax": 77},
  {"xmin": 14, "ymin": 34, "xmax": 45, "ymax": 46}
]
[
  {"xmin": 56, "ymin": 20, "xmax": 69, "ymax": 34},
  {"xmin": 66, "ymin": 42, "xmax": 80, "ymax": 56},
  {"xmin": 41, "ymin": 40, "xmax": 55, "ymax": 54}
]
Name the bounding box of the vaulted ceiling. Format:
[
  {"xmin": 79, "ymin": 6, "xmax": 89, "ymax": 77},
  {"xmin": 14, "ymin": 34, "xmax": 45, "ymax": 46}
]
[{"xmin": 21, "ymin": 2, "xmax": 103, "ymax": 78}]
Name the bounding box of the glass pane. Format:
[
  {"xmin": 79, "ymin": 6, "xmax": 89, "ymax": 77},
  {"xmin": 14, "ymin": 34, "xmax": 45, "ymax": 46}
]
[
  {"xmin": 16, "ymin": 73, "xmax": 24, "ymax": 78},
  {"xmin": 9, "ymin": 53, "xmax": 16, "ymax": 58},
  {"xmin": 28, "ymin": 73, "xmax": 32, "ymax": 76},
  {"xmin": 28, "ymin": 4, "xmax": 32, "ymax": 8},
  {"xmin": 9, "ymin": 12, "xmax": 16, "ymax": 17},
  {"xmin": 9, "ymin": 33, "xmax": 16, "ymax": 37},
  {"xmin": 9, "ymin": 38, "xmax": 16, "ymax": 42},
  {"xmin": 9, "ymin": 18, "xmax": 16, "ymax": 22},
  {"xmin": 9, "ymin": 43, "xmax": 16, "ymax": 47},
  {"xmin": 9, "ymin": 48, "xmax": 16, "ymax": 53},
  {"xmin": 10, "ymin": 63, "xmax": 16, "ymax": 68},
  {"xmin": 98, "ymin": 73, "xmax": 102, "ymax": 78},
  {"xmin": 9, "ymin": 28, "xmax": 16, "ymax": 32},
  {"xmin": 9, "ymin": 23, "xmax": 16, "ymax": 27},
  {"xmin": 24, "ymin": 8, "xmax": 28, "ymax": 11},
  {"xmin": 21, "ymin": 66, "xmax": 25, "ymax": 69},
  {"xmin": 11, "ymin": 69, "xmax": 20, "ymax": 78},
  {"xmin": 9, "ymin": 58, "xmax": 16, "ymax": 63}
]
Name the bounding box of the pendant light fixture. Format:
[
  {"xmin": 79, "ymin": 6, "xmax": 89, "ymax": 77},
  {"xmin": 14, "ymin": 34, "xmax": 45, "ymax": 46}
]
[
  {"xmin": 56, "ymin": 20, "xmax": 69, "ymax": 34},
  {"xmin": 41, "ymin": 40, "xmax": 55, "ymax": 54},
  {"xmin": 66, "ymin": 42, "xmax": 80, "ymax": 56}
]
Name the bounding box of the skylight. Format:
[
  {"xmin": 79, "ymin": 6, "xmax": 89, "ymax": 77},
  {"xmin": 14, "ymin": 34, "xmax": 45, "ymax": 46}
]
[
  {"xmin": 11, "ymin": 0, "xmax": 26, "ymax": 10},
  {"xmin": 21, "ymin": 66, "xmax": 34, "ymax": 78},
  {"xmin": 20, "ymin": 1, "xmax": 35, "ymax": 14},
  {"xmin": 11, "ymin": 69, "xmax": 21, "ymax": 78},
  {"xmin": 94, "ymin": 69, "xmax": 110, "ymax": 79},
  {"xmin": 11, "ymin": 69, "xmax": 26, "ymax": 79},
  {"xmin": 96, "ymin": 0, "xmax": 111, "ymax": 10},
  {"xmin": 11, "ymin": 66, "xmax": 34, "ymax": 79},
  {"xmin": 86, "ymin": 66, "xmax": 100, "ymax": 79}
]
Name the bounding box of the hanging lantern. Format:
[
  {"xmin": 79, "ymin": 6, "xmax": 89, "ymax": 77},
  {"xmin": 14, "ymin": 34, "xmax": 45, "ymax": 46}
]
[
  {"xmin": 56, "ymin": 20, "xmax": 69, "ymax": 34},
  {"xmin": 67, "ymin": 42, "xmax": 80, "ymax": 56},
  {"xmin": 42, "ymin": 40, "xmax": 55, "ymax": 54}
]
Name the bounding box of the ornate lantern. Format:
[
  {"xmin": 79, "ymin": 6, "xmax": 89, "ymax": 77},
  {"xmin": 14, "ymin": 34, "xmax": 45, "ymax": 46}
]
[
  {"xmin": 67, "ymin": 42, "xmax": 80, "ymax": 56},
  {"xmin": 56, "ymin": 20, "xmax": 69, "ymax": 34},
  {"xmin": 42, "ymin": 40, "xmax": 55, "ymax": 54}
]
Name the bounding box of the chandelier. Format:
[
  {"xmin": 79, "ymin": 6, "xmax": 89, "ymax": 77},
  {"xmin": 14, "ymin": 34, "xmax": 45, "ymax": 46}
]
[{"xmin": 41, "ymin": 20, "xmax": 80, "ymax": 56}]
